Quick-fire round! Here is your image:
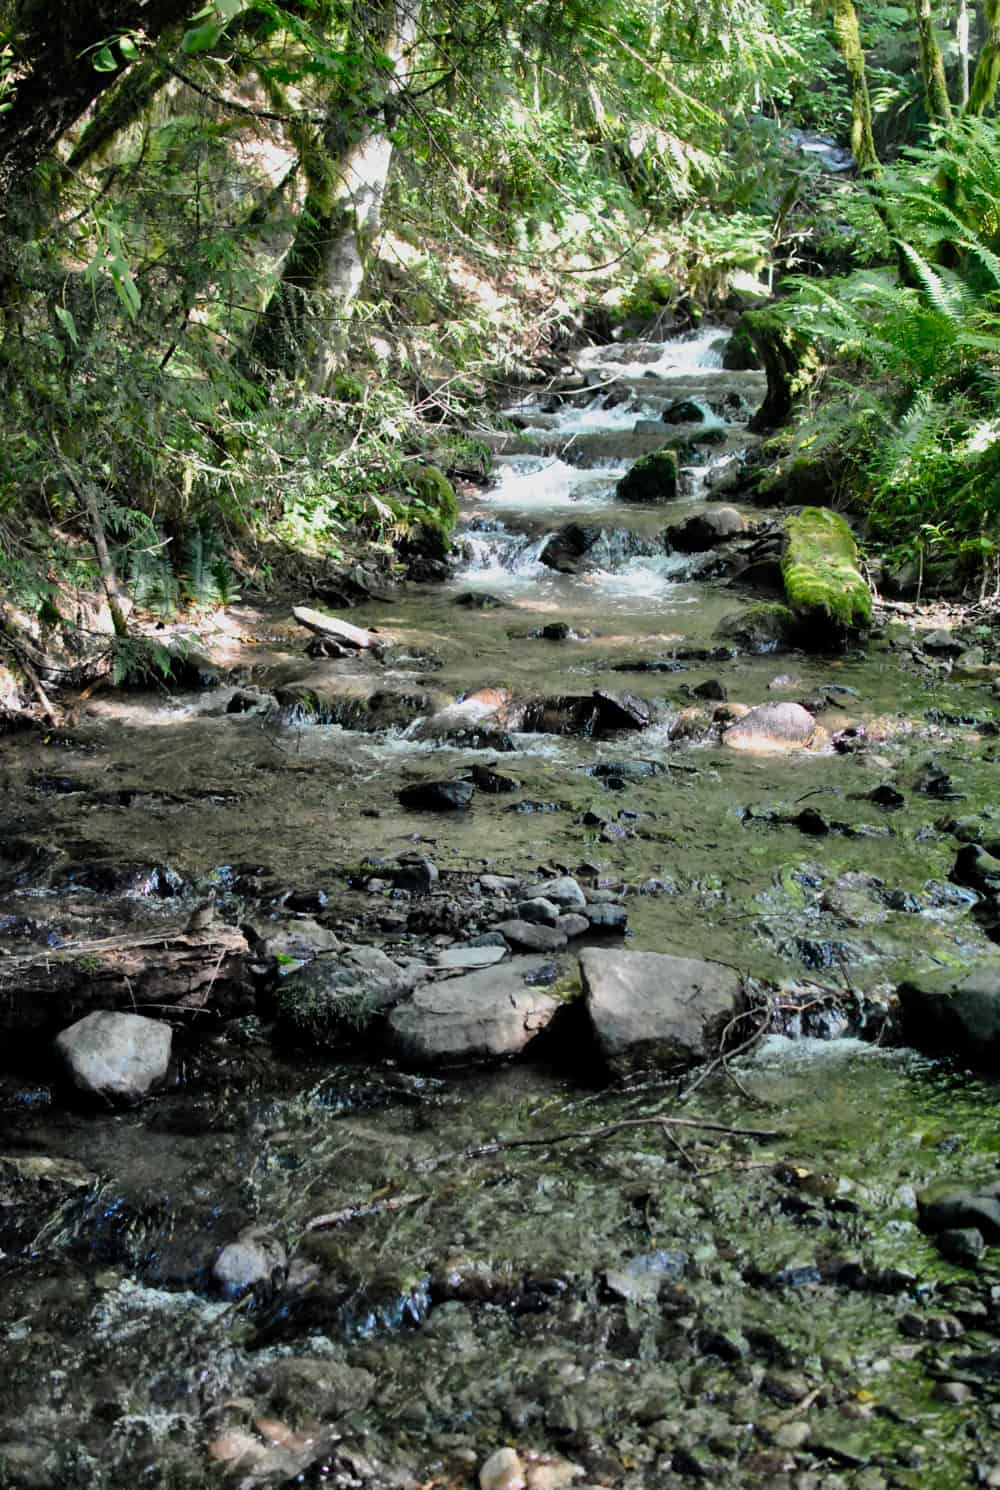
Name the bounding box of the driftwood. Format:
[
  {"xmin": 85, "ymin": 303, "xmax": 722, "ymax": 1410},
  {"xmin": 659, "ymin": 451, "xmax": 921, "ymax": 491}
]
[{"xmin": 0, "ymin": 923, "xmax": 250, "ymax": 1043}]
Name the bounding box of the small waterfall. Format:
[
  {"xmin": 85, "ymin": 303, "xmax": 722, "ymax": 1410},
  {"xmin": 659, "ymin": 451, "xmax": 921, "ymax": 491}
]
[{"xmin": 459, "ymin": 520, "xmax": 553, "ymax": 580}]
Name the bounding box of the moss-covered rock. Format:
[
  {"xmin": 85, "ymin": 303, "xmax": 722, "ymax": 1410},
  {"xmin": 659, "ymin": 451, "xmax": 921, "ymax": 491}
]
[
  {"xmin": 408, "ymin": 464, "xmax": 458, "ymax": 528},
  {"xmin": 722, "ymin": 321, "xmax": 762, "ymax": 371},
  {"xmin": 616, "ymin": 449, "xmax": 679, "ymax": 504},
  {"xmin": 757, "ymin": 453, "xmax": 833, "ymax": 507},
  {"xmin": 781, "ymin": 507, "xmax": 871, "ymax": 643},
  {"xmin": 716, "ymin": 602, "xmax": 797, "ymax": 654}
]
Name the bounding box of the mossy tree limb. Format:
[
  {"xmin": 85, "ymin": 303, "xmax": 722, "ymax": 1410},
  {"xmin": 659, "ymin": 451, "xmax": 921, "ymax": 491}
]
[
  {"xmin": 829, "ymin": 0, "xmax": 879, "ymax": 175},
  {"xmin": 966, "ymin": 0, "xmax": 1000, "ymax": 115},
  {"xmin": 914, "ymin": 0, "xmax": 953, "ymax": 124},
  {"xmin": 782, "ymin": 507, "xmax": 872, "ymax": 637}
]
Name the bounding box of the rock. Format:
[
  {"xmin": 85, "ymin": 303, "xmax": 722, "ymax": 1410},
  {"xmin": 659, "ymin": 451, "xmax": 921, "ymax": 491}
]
[
  {"xmin": 593, "ymin": 690, "xmax": 651, "ymax": 732},
  {"xmin": 386, "ymin": 957, "xmax": 562, "ymax": 1065},
  {"xmin": 590, "ymin": 761, "xmax": 661, "ymax": 784},
  {"xmin": 665, "ymin": 508, "xmax": 746, "ymax": 553},
  {"xmin": 898, "ymin": 964, "xmax": 1000, "ymax": 1068},
  {"xmin": 558, "ymin": 914, "xmax": 590, "ymax": 939},
  {"xmin": 917, "ymin": 1180, "xmax": 1000, "ymax": 1239},
  {"xmin": 291, "ymin": 605, "xmax": 379, "ymax": 649},
  {"xmin": 952, "ymin": 844, "xmax": 1000, "ymax": 894},
  {"xmin": 584, "ymin": 904, "xmax": 628, "ymax": 934},
  {"xmin": 213, "ymin": 1235, "xmax": 286, "ymax": 1298},
  {"xmin": 616, "ymin": 449, "xmax": 679, "ymax": 504},
  {"xmin": 580, "ymin": 948, "xmax": 743, "ymax": 1074},
  {"xmin": 529, "ymin": 876, "xmax": 587, "ymax": 909},
  {"xmin": 662, "ymin": 398, "xmax": 705, "ymax": 424},
  {"xmin": 517, "ymin": 898, "xmax": 562, "ymax": 926},
  {"xmin": 274, "ymin": 947, "xmax": 419, "ymax": 1045},
  {"xmin": 693, "ymin": 678, "xmax": 727, "ymax": 701},
  {"xmin": 716, "ymin": 602, "xmax": 796, "ymax": 654},
  {"xmin": 258, "ymin": 918, "xmax": 342, "ymax": 964},
  {"xmin": 922, "ymin": 628, "xmax": 964, "ymax": 657},
  {"xmin": 494, "ymin": 921, "xmax": 569, "ymax": 953},
  {"xmin": 604, "ymin": 1249, "xmax": 687, "ymax": 1303},
  {"xmin": 480, "ymin": 874, "xmax": 522, "ymax": 894},
  {"xmin": 539, "ymin": 523, "xmax": 603, "ymax": 574},
  {"xmin": 781, "ymin": 508, "xmax": 871, "ymax": 642},
  {"xmin": 868, "ymin": 784, "xmax": 905, "ymax": 810},
  {"xmin": 723, "ymin": 701, "xmax": 816, "ymax": 752},
  {"xmin": 480, "ymin": 1448, "xmax": 526, "ymax": 1490},
  {"xmin": 261, "ymin": 1358, "xmax": 376, "ymax": 1418},
  {"xmin": 436, "ymin": 946, "xmax": 508, "ymax": 970},
  {"xmin": 454, "ymin": 591, "xmax": 505, "ymax": 609},
  {"xmin": 392, "ymin": 856, "xmax": 439, "ymax": 893},
  {"xmin": 398, "ymin": 780, "xmax": 474, "ymax": 812},
  {"xmin": 937, "ymin": 1227, "xmax": 986, "ymax": 1265},
  {"xmin": 54, "ymin": 1011, "xmax": 172, "ymax": 1104},
  {"xmin": 472, "ymin": 765, "xmax": 519, "ymax": 793}
]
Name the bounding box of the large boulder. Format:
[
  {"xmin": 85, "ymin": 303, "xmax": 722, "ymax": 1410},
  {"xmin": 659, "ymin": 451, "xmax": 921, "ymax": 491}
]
[
  {"xmin": 665, "ymin": 507, "xmax": 746, "ymax": 553},
  {"xmin": 580, "ymin": 949, "xmax": 743, "ymax": 1074},
  {"xmin": 898, "ymin": 964, "xmax": 1000, "ymax": 1070},
  {"xmin": 54, "ymin": 1011, "xmax": 172, "ymax": 1104},
  {"xmin": 781, "ymin": 507, "xmax": 871, "ymax": 644},
  {"xmin": 386, "ymin": 957, "xmax": 562, "ymax": 1065},
  {"xmin": 723, "ymin": 701, "xmax": 816, "ymax": 753},
  {"xmin": 616, "ymin": 449, "xmax": 679, "ymax": 504}
]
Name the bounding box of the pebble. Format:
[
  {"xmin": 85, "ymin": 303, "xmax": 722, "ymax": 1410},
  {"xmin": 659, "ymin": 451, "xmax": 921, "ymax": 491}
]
[{"xmin": 480, "ymin": 1447, "xmax": 526, "ymax": 1490}]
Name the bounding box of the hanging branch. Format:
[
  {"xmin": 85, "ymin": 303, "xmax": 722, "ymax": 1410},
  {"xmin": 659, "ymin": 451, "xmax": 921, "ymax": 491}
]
[{"xmin": 52, "ymin": 440, "xmax": 130, "ymax": 639}]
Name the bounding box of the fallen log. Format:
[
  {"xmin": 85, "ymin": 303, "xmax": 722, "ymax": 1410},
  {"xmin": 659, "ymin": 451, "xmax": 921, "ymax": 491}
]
[{"xmin": 0, "ymin": 923, "xmax": 251, "ymax": 1051}]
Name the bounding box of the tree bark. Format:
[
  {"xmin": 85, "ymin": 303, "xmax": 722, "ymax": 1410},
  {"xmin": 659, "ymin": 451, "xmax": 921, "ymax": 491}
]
[
  {"xmin": 958, "ymin": 0, "xmax": 971, "ymax": 107},
  {"xmin": 914, "ymin": 0, "xmax": 953, "ymax": 123},
  {"xmin": 830, "ymin": 0, "xmax": 880, "ymax": 173},
  {"xmin": 0, "ymin": 0, "xmax": 195, "ymax": 207},
  {"xmin": 967, "ymin": 0, "xmax": 1000, "ymax": 113},
  {"xmin": 248, "ymin": 0, "xmax": 422, "ymax": 390}
]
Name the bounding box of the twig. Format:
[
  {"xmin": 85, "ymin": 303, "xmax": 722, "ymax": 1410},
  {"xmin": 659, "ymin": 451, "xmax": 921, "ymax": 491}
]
[
  {"xmin": 11, "ymin": 650, "xmax": 58, "ymax": 726},
  {"xmin": 304, "ymin": 1193, "xmax": 425, "ymax": 1231}
]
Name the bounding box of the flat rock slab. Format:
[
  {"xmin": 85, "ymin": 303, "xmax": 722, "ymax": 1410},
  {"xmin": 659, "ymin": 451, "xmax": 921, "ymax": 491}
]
[
  {"xmin": 898, "ymin": 964, "xmax": 1000, "ymax": 1070},
  {"xmin": 292, "ymin": 606, "xmax": 378, "ymax": 650},
  {"xmin": 386, "ymin": 956, "xmax": 562, "ymax": 1066},
  {"xmin": 580, "ymin": 948, "xmax": 743, "ymax": 1074},
  {"xmin": 723, "ymin": 702, "xmax": 816, "ymax": 753},
  {"xmin": 54, "ymin": 1010, "xmax": 172, "ymax": 1103},
  {"xmin": 435, "ymin": 946, "xmax": 508, "ymax": 971}
]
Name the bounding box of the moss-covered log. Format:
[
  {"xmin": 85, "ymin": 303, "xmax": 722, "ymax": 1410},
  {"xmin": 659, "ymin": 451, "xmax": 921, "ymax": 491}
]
[
  {"xmin": 781, "ymin": 507, "xmax": 872, "ymax": 644},
  {"xmin": 967, "ymin": 0, "xmax": 1000, "ymax": 115},
  {"xmin": 830, "ymin": 0, "xmax": 879, "ymax": 174},
  {"xmin": 914, "ymin": 0, "xmax": 953, "ymax": 124}
]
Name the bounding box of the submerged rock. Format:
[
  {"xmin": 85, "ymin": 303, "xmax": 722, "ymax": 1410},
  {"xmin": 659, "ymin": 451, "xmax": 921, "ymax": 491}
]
[
  {"xmin": 54, "ymin": 1011, "xmax": 172, "ymax": 1104},
  {"xmin": 580, "ymin": 948, "xmax": 743, "ymax": 1074},
  {"xmin": 723, "ymin": 701, "xmax": 816, "ymax": 752},
  {"xmin": 781, "ymin": 507, "xmax": 871, "ymax": 644},
  {"xmin": 665, "ymin": 507, "xmax": 746, "ymax": 553},
  {"xmin": 386, "ymin": 957, "xmax": 562, "ymax": 1065},
  {"xmin": 898, "ymin": 964, "xmax": 1000, "ymax": 1069}
]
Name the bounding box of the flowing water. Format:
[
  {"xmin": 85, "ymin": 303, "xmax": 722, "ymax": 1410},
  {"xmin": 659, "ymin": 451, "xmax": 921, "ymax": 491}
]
[{"xmin": 2, "ymin": 330, "xmax": 1000, "ymax": 1490}]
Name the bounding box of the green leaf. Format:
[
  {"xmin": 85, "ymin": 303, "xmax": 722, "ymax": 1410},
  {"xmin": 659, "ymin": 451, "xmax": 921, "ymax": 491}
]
[
  {"xmin": 93, "ymin": 45, "xmax": 118, "ymax": 71},
  {"xmin": 54, "ymin": 307, "xmax": 79, "ymax": 348},
  {"xmin": 182, "ymin": 20, "xmax": 224, "ymax": 53},
  {"xmin": 119, "ymin": 36, "xmax": 141, "ymax": 61}
]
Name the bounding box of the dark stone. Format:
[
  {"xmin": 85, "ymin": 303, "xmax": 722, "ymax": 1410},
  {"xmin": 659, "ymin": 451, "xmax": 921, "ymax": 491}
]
[
  {"xmin": 538, "ymin": 523, "xmax": 602, "ymax": 574},
  {"xmin": 593, "ymin": 690, "xmax": 651, "ymax": 733},
  {"xmin": 662, "ymin": 398, "xmax": 705, "ymax": 424},
  {"xmin": 470, "ymin": 764, "xmax": 519, "ymax": 794},
  {"xmin": 591, "ymin": 759, "xmax": 662, "ymax": 781},
  {"xmin": 585, "ymin": 904, "xmax": 628, "ymax": 934},
  {"xmin": 868, "ymin": 784, "xmax": 905, "ymax": 809},
  {"xmin": 454, "ymin": 592, "xmax": 505, "ymax": 609},
  {"xmin": 693, "ymin": 678, "xmax": 727, "ymax": 702},
  {"xmin": 937, "ymin": 1228, "xmax": 987, "ymax": 1266},
  {"xmin": 616, "ymin": 449, "xmax": 679, "ymax": 504},
  {"xmin": 391, "ymin": 857, "xmax": 439, "ymax": 894},
  {"xmin": 397, "ymin": 780, "xmax": 474, "ymax": 812},
  {"xmin": 284, "ymin": 888, "xmax": 328, "ymax": 913},
  {"xmin": 665, "ymin": 507, "xmax": 745, "ymax": 553},
  {"xmin": 794, "ymin": 808, "xmax": 830, "ymax": 836},
  {"xmin": 917, "ymin": 1181, "xmax": 1000, "ymax": 1240},
  {"xmin": 952, "ymin": 845, "xmax": 1000, "ymax": 894}
]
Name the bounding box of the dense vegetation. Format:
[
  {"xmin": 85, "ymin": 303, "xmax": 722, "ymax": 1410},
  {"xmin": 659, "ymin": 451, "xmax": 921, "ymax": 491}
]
[{"xmin": 1, "ymin": 0, "xmax": 999, "ymax": 654}]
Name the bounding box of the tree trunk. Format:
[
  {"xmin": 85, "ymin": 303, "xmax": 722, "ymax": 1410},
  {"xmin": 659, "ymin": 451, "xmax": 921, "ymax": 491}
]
[
  {"xmin": 914, "ymin": 0, "xmax": 953, "ymax": 122},
  {"xmin": 958, "ymin": 0, "xmax": 971, "ymax": 107},
  {"xmin": 0, "ymin": 0, "xmax": 194, "ymax": 207},
  {"xmin": 967, "ymin": 0, "xmax": 1000, "ymax": 113},
  {"xmin": 745, "ymin": 309, "xmax": 813, "ymax": 433},
  {"xmin": 830, "ymin": 0, "xmax": 880, "ymax": 173},
  {"xmin": 248, "ymin": 0, "xmax": 421, "ymax": 389}
]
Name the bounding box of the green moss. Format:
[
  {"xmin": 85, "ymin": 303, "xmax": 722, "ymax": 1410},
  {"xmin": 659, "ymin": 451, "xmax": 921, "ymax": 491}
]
[
  {"xmin": 758, "ymin": 454, "xmax": 831, "ymax": 507},
  {"xmin": 618, "ymin": 271, "xmax": 675, "ymax": 323},
  {"xmin": 782, "ymin": 506, "xmax": 872, "ymax": 632},
  {"xmin": 408, "ymin": 465, "xmax": 458, "ymax": 529},
  {"xmin": 332, "ymin": 372, "xmax": 365, "ymax": 403},
  {"xmin": 616, "ymin": 448, "xmax": 679, "ymax": 504}
]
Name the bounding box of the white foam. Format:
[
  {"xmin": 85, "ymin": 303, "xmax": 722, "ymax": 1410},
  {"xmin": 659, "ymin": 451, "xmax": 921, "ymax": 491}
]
[{"xmin": 484, "ymin": 456, "xmax": 623, "ymax": 511}]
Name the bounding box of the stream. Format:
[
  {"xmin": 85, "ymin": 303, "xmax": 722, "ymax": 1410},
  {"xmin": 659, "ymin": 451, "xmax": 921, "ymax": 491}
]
[{"xmin": 2, "ymin": 327, "xmax": 1000, "ymax": 1490}]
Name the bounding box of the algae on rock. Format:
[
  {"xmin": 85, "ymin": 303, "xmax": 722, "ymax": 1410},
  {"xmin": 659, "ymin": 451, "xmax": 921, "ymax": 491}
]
[
  {"xmin": 616, "ymin": 449, "xmax": 679, "ymax": 504},
  {"xmin": 781, "ymin": 507, "xmax": 871, "ymax": 639}
]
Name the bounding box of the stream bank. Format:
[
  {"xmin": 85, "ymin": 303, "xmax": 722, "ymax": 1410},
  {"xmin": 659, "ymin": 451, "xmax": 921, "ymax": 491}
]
[{"xmin": 2, "ymin": 327, "xmax": 1000, "ymax": 1490}]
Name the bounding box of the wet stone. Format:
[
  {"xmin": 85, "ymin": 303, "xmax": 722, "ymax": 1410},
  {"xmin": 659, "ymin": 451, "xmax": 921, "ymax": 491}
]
[
  {"xmin": 398, "ymin": 780, "xmax": 475, "ymax": 812},
  {"xmin": 386, "ymin": 956, "xmax": 562, "ymax": 1065},
  {"xmin": 937, "ymin": 1227, "xmax": 986, "ymax": 1266},
  {"xmin": 54, "ymin": 1011, "xmax": 172, "ymax": 1105},
  {"xmin": 581, "ymin": 947, "xmax": 742, "ymax": 1074}
]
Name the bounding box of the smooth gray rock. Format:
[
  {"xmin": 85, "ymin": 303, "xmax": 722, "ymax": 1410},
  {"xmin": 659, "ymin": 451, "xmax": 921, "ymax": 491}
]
[
  {"xmin": 386, "ymin": 957, "xmax": 562, "ymax": 1065},
  {"xmin": 213, "ymin": 1236, "xmax": 286, "ymax": 1298},
  {"xmin": 917, "ymin": 1180, "xmax": 1000, "ymax": 1241},
  {"xmin": 54, "ymin": 1011, "xmax": 172, "ymax": 1103},
  {"xmin": 723, "ymin": 701, "xmax": 816, "ymax": 752},
  {"xmin": 517, "ymin": 897, "xmax": 561, "ymax": 926},
  {"xmin": 581, "ymin": 948, "xmax": 743, "ymax": 1074},
  {"xmin": 494, "ymin": 920, "xmax": 569, "ymax": 953},
  {"xmin": 558, "ymin": 914, "xmax": 590, "ymax": 939},
  {"xmin": 585, "ymin": 904, "xmax": 629, "ymax": 934},
  {"xmin": 529, "ymin": 876, "xmax": 587, "ymax": 909},
  {"xmin": 292, "ymin": 605, "xmax": 377, "ymax": 649},
  {"xmin": 898, "ymin": 963, "xmax": 1000, "ymax": 1069},
  {"xmin": 435, "ymin": 946, "xmax": 507, "ymax": 970}
]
